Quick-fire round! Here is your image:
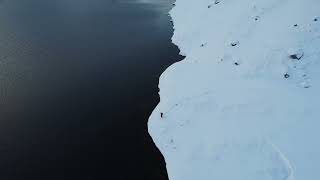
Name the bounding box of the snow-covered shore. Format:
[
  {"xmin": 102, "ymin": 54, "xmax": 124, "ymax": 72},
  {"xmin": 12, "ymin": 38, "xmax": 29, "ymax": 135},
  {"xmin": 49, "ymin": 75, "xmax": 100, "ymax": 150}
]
[{"xmin": 149, "ymin": 0, "xmax": 320, "ymax": 180}]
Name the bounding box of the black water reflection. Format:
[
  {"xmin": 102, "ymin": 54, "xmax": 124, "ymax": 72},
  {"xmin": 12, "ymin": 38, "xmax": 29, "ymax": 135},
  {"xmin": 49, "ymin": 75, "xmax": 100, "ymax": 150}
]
[{"xmin": 0, "ymin": 0, "xmax": 183, "ymax": 179}]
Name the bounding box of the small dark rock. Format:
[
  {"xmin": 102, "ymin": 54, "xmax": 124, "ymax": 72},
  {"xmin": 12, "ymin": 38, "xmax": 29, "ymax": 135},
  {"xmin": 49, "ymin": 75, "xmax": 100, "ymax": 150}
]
[
  {"xmin": 289, "ymin": 53, "xmax": 304, "ymax": 60},
  {"xmin": 284, "ymin": 73, "xmax": 290, "ymax": 78},
  {"xmin": 288, "ymin": 49, "xmax": 304, "ymax": 60},
  {"xmin": 234, "ymin": 62, "xmax": 239, "ymax": 66},
  {"xmin": 314, "ymin": 18, "xmax": 318, "ymax": 22},
  {"xmin": 231, "ymin": 41, "xmax": 239, "ymax": 47},
  {"xmin": 294, "ymin": 24, "xmax": 298, "ymax": 27},
  {"xmin": 214, "ymin": 0, "xmax": 221, "ymax": 4}
]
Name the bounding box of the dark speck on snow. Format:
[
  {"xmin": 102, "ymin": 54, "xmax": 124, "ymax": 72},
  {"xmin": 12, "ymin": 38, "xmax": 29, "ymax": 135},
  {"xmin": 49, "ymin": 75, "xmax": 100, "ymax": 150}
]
[
  {"xmin": 284, "ymin": 73, "xmax": 290, "ymax": 78},
  {"xmin": 231, "ymin": 41, "xmax": 239, "ymax": 47}
]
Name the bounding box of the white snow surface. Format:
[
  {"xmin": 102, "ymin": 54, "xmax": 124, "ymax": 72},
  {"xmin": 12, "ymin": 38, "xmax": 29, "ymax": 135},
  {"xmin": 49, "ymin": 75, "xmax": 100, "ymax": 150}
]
[{"xmin": 148, "ymin": 0, "xmax": 320, "ymax": 180}]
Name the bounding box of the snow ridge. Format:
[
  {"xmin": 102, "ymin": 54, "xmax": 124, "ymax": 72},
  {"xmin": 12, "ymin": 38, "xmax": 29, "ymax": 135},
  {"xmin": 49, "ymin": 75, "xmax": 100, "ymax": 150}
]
[{"xmin": 149, "ymin": 0, "xmax": 320, "ymax": 180}]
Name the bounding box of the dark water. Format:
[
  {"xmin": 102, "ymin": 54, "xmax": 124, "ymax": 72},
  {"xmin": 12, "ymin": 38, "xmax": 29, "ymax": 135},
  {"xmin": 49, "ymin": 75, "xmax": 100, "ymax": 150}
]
[{"xmin": 0, "ymin": 0, "xmax": 183, "ymax": 179}]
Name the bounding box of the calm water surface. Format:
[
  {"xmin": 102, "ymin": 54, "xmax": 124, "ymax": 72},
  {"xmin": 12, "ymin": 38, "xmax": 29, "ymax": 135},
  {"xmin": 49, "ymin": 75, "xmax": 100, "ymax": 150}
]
[{"xmin": 0, "ymin": 0, "xmax": 183, "ymax": 179}]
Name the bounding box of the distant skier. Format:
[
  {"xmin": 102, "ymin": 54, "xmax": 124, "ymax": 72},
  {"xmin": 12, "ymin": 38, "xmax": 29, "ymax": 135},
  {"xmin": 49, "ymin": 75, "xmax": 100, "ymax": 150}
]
[{"xmin": 160, "ymin": 112, "xmax": 164, "ymax": 118}]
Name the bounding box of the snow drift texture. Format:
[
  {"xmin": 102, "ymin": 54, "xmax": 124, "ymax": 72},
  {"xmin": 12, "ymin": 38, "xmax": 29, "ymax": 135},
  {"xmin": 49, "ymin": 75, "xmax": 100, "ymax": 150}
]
[{"xmin": 148, "ymin": 0, "xmax": 320, "ymax": 180}]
